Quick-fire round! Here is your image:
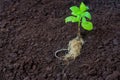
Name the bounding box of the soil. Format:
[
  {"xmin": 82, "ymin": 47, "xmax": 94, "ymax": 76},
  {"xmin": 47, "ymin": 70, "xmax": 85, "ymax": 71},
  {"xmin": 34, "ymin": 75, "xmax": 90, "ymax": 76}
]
[{"xmin": 0, "ymin": 0, "xmax": 120, "ymax": 80}]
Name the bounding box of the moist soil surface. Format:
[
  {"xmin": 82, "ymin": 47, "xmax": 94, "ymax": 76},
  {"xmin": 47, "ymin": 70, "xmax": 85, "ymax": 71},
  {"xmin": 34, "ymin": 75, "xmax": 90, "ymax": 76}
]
[{"xmin": 0, "ymin": 0, "xmax": 120, "ymax": 80}]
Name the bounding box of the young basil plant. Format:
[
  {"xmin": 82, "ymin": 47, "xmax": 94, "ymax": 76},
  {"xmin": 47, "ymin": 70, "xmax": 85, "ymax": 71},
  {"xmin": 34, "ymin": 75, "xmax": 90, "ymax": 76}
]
[{"xmin": 65, "ymin": 2, "xmax": 93, "ymax": 31}]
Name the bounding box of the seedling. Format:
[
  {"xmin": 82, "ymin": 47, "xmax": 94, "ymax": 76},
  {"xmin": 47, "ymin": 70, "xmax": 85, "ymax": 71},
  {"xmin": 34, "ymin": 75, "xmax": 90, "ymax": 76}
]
[
  {"xmin": 65, "ymin": 2, "xmax": 93, "ymax": 37},
  {"xmin": 55, "ymin": 2, "xmax": 93, "ymax": 64}
]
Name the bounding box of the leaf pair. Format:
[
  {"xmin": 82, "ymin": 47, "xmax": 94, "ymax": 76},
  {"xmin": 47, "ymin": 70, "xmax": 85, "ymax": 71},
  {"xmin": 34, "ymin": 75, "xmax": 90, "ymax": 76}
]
[
  {"xmin": 65, "ymin": 2, "xmax": 93, "ymax": 31},
  {"xmin": 81, "ymin": 17, "xmax": 93, "ymax": 31},
  {"xmin": 70, "ymin": 2, "xmax": 89, "ymax": 16}
]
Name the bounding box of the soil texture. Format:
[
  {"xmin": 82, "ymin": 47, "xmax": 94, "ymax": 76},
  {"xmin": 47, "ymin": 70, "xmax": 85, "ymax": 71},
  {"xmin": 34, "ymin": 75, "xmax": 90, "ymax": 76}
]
[{"xmin": 0, "ymin": 0, "xmax": 120, "ymax": 80}]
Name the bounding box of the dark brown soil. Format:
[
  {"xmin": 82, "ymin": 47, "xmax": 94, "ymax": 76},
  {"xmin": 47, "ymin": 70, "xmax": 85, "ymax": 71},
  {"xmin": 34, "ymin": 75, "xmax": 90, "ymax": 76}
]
[{"xmin": 0, "ymin": 0, "xmax": 120, "ymax": 80}]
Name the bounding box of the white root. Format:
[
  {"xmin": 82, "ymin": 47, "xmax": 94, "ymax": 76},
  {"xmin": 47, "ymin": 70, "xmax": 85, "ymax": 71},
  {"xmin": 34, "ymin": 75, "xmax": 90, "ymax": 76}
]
[
  {"xmin": 55, "ymin": 36, "xmax": 84, "ymax": 62},
  {"xmin": 63, "ymin": 36, "xmax": 84, "ymax": 61},
  {"xmin": 55, "ymin": 49, "xmax": 68, "ymax": 60},
  {"xmin": 54, "ymin": 36, "xmax": 84, "ymax": 77}
]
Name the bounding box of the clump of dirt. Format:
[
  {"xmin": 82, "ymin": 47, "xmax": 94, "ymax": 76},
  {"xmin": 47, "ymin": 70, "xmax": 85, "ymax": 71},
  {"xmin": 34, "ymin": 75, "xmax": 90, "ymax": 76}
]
[{"xmin": 55, "ymin": 36, "xmax": 84, "ymax": 64}]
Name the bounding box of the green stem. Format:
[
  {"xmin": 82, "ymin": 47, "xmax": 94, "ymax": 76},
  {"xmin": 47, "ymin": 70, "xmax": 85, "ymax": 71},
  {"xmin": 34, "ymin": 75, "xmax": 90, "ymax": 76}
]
[{"xmin": 77, "ymin": 21, "xmax": 81, "ymax": 38}]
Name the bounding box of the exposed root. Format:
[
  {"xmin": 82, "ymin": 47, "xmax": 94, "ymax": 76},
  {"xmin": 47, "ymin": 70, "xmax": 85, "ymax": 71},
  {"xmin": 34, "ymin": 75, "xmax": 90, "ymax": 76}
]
[
  {"xmin": 55, "ymin": 36, "xmax": 84, "ymax": 64},
  {"xmin": 55, "ymin": 49, "xmax": 68, "ymax": 60},
  {"xmin": 63, "ymin": 36, "xmax": 84, "ymax": 62}
]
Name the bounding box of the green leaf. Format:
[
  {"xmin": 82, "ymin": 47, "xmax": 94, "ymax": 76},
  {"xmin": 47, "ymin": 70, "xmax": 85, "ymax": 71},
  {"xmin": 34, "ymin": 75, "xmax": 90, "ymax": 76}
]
[
  {"xmin": 82, "ymin": 17, "xmax": 86, "ymax": 22},
  {"xmin": 80, "ymin": 2, "xmax": 88, "ymax": 12},
  {"xmin": 70, "ymin": 6, "xmax": 80, "ymax": 13},
  {"xmin": 71, "ymin": 12, "xmax": 78, "ymax": 16},
  {"xmin": 71, "ymin": 11, "xmax": 82, "ymax": 16},
  {"xmin": 81, "ymin": 12, "xmax": 91, "ymax": 20},
  {"xmin": 81, "ymin": 21, "xmax": 93, "ymax": 31},
  {"xmin": 65, "ymin": 16, "xmax": 78, "ymax": 23},
  {"xmin": 70, "ymin": 6, "xmax": 81, "ymax": 16},
  {"xmin": 76, "ymin": 15, "xmax": 81, "ymax": 21}
]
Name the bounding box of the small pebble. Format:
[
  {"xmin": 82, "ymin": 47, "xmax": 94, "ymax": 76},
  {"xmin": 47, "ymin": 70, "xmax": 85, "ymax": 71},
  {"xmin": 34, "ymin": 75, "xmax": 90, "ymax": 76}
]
[{"xmin": 113, "ymin": 39, "xmax": 118, "ymax": 45}]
